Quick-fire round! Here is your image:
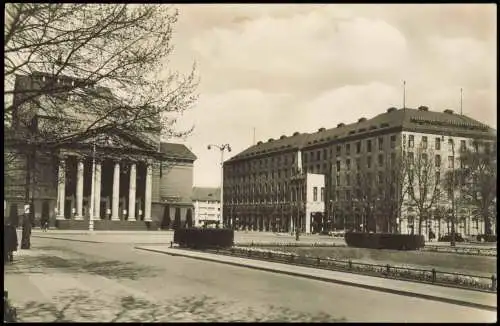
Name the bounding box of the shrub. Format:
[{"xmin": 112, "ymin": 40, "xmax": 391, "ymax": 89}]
[
  {"xmin": 438, "ymin": 233, "xmax": 465, "ymax": 242},
  {"xmin": 477, "ymin": 234, "xmax": 497, "ymax": 243},
  {"xmin": 174, "ymin": 228, "xmax": 234, "ymax": 249},
  {"xmin": 345, "ymin": 232, "xmax": 425, "ymax": 250},
  {"xmin": 4, "ymin": 291, "xmax": 17, "ymax": 323}
]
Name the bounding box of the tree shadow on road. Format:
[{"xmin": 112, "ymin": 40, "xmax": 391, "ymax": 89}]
[
  {"xmin": 14, "ymin": 288, "xmax": 347, "ymax": 322},
  {"xmin": 4, "ymin": 252, "xmax": 161, "ymax": 281}
]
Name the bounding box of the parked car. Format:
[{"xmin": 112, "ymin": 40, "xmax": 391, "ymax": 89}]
[{"xmin": 438, "ymin": 233, "xmax": 465, "ymax": 242}]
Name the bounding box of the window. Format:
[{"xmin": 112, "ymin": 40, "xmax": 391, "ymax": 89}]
[
  {"xmin": 408, "ymin": 152, "xmax": 414, "ymax": 163},
  {"xmin": 316, "ymin": 164, "xmax": 320, "ymax": 173},
  {"xmin": 336, "ymin": 175, "xmax": 340, "ymax": 186},
  {"xmin": 303, "ymin": 154, "xmax": 308, "ymax": 163},
  {"xmin": 346, "ymin": 174, "xmax": 351, "ymax": 186},
  {"xmin": 378, "ymin": 137, "xmax": 384, "ymax": 151},
  {"xmin": 324, "ymin": 149, "xmax": 328, "ymax": 160},
  {"xmin": 346, "ymin": 143, "xmax": 351, "ymax": 155},
  {"xmin": 367, "ymin": 156, "xmax": 372, "ymax": 168},
  {"xmin": 356, "ymin": 173, "xmax": 361, "ymax": 186},
  {"xmin": 336, "ymin": 190, "xmax": 340, "ymax": 201},
  {"xmin": 390, "ymin": 135, "xmax": 396, "ymax": 149},
  {"xmin": 448, "ymin": 156, "xmax": 454, "ymax": 168},
  {"xmin": 378, "ymin": 172, "xmax": 383, "ymax": 184},
  {"xmin": 448, "ymin": 139, "xmax": 454, "ymax": 152},
  {"xmin": 435, "ymin": 171, "xmax": 440, "ymax": 184},
  {"xmin": 435, "ymin": 155, "xmax": 441, "ymax": 168},
  {"xmin": 409, "ymin": 135, "xmax": 414, "ymax": 148},
  {"xmin": 356, "ymin": 158, "xmax": 361, "ymax": 170},
  {"xmin": 422, "ymin": 136, "xmax": 428, "ymax": 149},
  {"xmin": 422, "ymin": 153, "xmax": 428, "ymax": 162},
  {"xmin": 317, "ymin": 151, "xmax": 321, "ymax": 161},
  {"xmin": 484, "ymin": 143, "xmax": 491, "ymax": 154},
  {"xmin": 435, "ymin": 138, "xmax": 441, "ymax": 150},
  {"xmin": 346, "ymin": 159, "xmax": 351, "ymax": 170},
  {"xmin": 346, "ymin": 190, "xmax": 351, "ymax": 201},
  {"xmin": 336, "ymin": 160, "xmax": 341, "ymax": 172},
  {"xmin": 313, "ymin": 187, "xmax": 318, "ymax": 201},
  {"xmin": 390, "ymin": 153, "xmax": 396, "ymax": 166},
  {"xmin": 336, "ymin": 145, "xmax": 341, "ymax": 155},
  {"xmin": 321, "ymin": 187, "xmax": 324, "ymax": 202},
  {"xmin": 473, "ymin": 141, "xmax": 479, "ymax": 153},
  {"xmin": 367, "ymin": 140, "xmax": 372, "ymax": 152},
  {"xmin": 460, "ymin": 140, "xmax": 466, "ymax": 152},
  {"xmin": 356, "ymin": 142, "xmax": 361, "ymax": 154},
  {"xmin": 378, "ymin": 154, "xmax": 384, "ymax": 166}
]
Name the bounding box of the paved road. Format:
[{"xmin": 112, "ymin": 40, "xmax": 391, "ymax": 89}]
[{"xmin": 4, "ymin": 237, "xmax": 496, "ymax": 322}]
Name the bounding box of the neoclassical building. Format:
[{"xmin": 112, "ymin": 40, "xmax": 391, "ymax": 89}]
[{"xmin": 4, "ymin": 72, "xmax": 196, "ymax": 230}]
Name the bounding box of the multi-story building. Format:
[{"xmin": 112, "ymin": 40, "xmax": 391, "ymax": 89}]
[
  {"xmin": 191, "ymin": 187, "xmax": 221, "ymax": 227},
  {"xmin": 223, "ymin": 107, "xmax": 496, "ymax": 237},
  {"xmin": 4, "ymin": 72, "xmax": 197, "ymax": 230}
]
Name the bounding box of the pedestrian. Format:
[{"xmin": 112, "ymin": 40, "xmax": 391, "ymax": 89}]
[
  {"xmin": 4, "ymin": 218, "xmax": 18, "ymax": 264},
  {"xmin": 21, "ymin": 204, "xmax": 34, "ymax": 250}
]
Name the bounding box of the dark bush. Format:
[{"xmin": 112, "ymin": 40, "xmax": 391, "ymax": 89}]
[
  {"xmin": 438, "ymin": 233, "xmax": 465, "ymax": 242},
  {"xmin": 174, "ymin": 228, "xmax": 234, "ymax": 249},
  {"xmin": 345, "ymin": 232, "xmax": 425, "ymax": 250},
  {"xmin": 476, "ymin": 234, "xmax": 497, "ymax": 243},
  {"xmin": 4, "ymin": 291, "xmax": 17, "ymax": 323}
]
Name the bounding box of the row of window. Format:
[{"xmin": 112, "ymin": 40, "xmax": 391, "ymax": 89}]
[{"xmin": 405, "ymin": 135, "xmax": 490, "ymax": 153}]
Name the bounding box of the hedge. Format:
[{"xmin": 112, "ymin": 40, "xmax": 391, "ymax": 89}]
[
  {"xmin": 174, "ymin": 228, "xmax": 234, "ymax": 249},
  {"xmin": 345, "ymin": 232, "xmax": 425, "ymax": 250},
  {"xmin": 477, "ymin": 234, "xmax": 497, "ymax": 243}
]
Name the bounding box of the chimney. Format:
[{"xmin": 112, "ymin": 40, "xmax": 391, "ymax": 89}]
[{"xmin": 418, "ymin": 106, "xmax": 429, "ymax": 112}]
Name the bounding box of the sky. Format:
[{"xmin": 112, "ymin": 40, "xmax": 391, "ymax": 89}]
[{"xmin": 167, "ymin": 4, "xmax": 497, "ymax": 188}]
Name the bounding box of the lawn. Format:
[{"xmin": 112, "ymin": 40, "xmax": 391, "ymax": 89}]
[{"xmin": 261, "ymin": 246, "xmax": 497, "ymax": 277}]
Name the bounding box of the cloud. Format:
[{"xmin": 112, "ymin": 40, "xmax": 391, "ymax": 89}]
[
  {"xmin": 167, "ymin": 4, "xmax": 496, "ymax": 187},
  {"xmin": 191, "ymin": 12, "xmax": 408, "ymax": 90},
  {"xmin": 177, "ymin": 89, "xmax": 292, "ymax": 186}
]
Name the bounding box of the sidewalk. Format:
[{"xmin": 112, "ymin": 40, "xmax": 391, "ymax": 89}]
[{"xmin": 135, "ymin": 246, "xmax": 497, "ymax": 312}]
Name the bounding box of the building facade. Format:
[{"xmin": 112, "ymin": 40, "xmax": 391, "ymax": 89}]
[
  {"xmin": 223, "ymin": 107, "xmax": 496, "ymax": 237},
  {"xmin": 4, "ymin": 72, "xmax": 196, "ymax": 230},
  {"xmin": 191, "ymin": 187, "xmax": 221, "ymax": 227}
]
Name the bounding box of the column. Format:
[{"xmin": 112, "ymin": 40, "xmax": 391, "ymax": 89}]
[
  {"xmin": 93, "ymin": 160, "xmax": 102, "ymax": 219},
  {"xmin": 111, "ymin": 161, "xmax": 120, "ymax": 221},
  {"xmin": 144, "ymin": 163, "xmax": 152, "ymax": 221},
  {"xmin": 56, "ymin": 157, "xmax": 66, "ymax": 220},
  {"xmin": 75, "ymin": 158, "xmax": 84, "ymax": 220},
  {"xmin": 128, "ymin": 163, "xmax": 137, "ymax": 221}
]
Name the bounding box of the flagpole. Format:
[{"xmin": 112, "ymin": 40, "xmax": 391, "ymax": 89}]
[
  {"xmin": 403, "ymin": 80, "xmax": 406, "ymax": 110},
  {"xmin": 460, "ymin": 88, "xmax": 463, "ymax": 115}
]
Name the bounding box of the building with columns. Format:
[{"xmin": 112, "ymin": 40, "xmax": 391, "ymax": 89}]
[
  {"xmin": 4, "ymin": 72, "xmax": 196, "ymax": 230},
  {"xmin": 223, "ymin": 106, "xmax": 496, "ymax": 237}
]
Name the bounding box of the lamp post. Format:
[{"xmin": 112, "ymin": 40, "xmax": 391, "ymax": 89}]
[
  {"xmin": 89, "ymin": 141, "xmax": 96, "ymax": 232},
  {"xmin": 208, "ymin": 144, "xmax": 231, "ymax": 228}
]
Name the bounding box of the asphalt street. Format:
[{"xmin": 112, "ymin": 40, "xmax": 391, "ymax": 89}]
[{"xmin": 4, "ymin": 236, "xmax": 496, "ymax": 322}]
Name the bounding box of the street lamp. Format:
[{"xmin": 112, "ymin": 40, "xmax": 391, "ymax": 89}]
[
  {"xmin": 89, "ymin": 141, "xmax": 96, "ymax": 232},
  {"xmin": 208, "ymin": 144, "xmax": 231, "ymax": 228}
]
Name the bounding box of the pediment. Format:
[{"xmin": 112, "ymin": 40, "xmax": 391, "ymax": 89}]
[{"xmin": 78, "ymin": 128, "xmax": 158, "ymax": 152}]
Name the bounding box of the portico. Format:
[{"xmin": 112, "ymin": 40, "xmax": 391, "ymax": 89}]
[{"xmin": 55, "ymin": 155, "xmax": 153, "ymax": 222}]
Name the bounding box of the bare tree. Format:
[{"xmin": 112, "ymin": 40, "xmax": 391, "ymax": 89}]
[
  {"xmin": 405, "ymin": 144, "xmax": 441, "ymax": 236},
  {"xmin": 4, "ymin": 4, "xmax": 198, "ymax": 238},
  {"xmin": 455, "ymin": 140, "xmax": 497, "ymax": 236},
  {"xmin": 5, "ymin": 4, "xmax": 198, "ymax": 141}
]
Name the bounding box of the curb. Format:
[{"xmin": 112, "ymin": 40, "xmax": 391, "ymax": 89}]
[
  {"xmin": 32, "ymin": 235, "xmax": 103, "ymax": 244},
  {"xmin": 135, "ymin": 246, "xmax": 496, "ymax": 312}
]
